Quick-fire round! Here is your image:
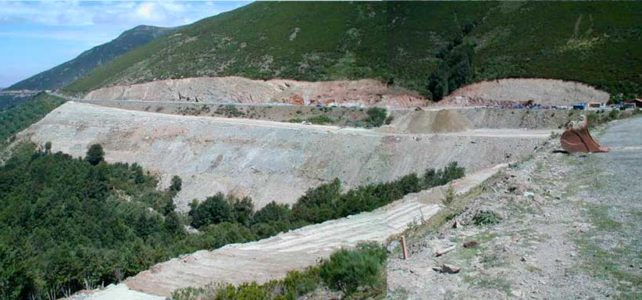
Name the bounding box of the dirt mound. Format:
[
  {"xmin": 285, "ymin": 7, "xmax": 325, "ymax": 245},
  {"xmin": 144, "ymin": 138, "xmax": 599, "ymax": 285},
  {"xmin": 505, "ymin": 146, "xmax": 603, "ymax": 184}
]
[
  {"xmin": 83, "ymin": 76, "xmax": 427, "ymax": 108},
  {"xmin": 441, "ymin": 78, "xmax": 609, "ymax": 106}
]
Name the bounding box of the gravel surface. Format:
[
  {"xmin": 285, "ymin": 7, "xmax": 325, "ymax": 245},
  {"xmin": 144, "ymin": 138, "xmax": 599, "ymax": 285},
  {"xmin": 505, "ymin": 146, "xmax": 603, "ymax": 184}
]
[{"xmin": 387, "ymin": 116, "xmax": 642, "ymax": 299}]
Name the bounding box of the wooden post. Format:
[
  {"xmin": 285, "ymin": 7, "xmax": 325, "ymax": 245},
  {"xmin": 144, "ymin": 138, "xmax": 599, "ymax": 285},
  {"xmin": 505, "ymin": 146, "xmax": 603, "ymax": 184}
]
[{"xmin": 400, "ymin": 235, "xmax": 408, "ymax": 260}]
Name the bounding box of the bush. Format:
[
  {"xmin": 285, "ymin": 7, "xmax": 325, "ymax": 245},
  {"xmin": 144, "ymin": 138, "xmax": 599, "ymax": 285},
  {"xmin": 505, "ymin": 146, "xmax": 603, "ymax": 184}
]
[
  {"xmin": 170, "ymin": 175, "xmax": 182, "ymax": 192},
  {"xmin": 179, "ymin": 243, "xmax": 387, "ymax": 299},
  {"xmin": 320, "ymin": 242, "xmax": 387, "ymax": 294},
  {"xmin": 85, "ymin": 144, "xmax": 105, "ymax": 165},
  {"xmin": 307, "ymin": 115, "xmax": 334, "ymax": 125},
  {"xmin": 364, "ymin": 107, "xmax": 387, "ymax": 127},
  {"xmin": 252, "ymin": 201, "xmax": 291, "ymax": 225},
  {"xmin": 189, "ymin": 193, "xmax": 234, "ymax": 228},
  {"xmin": 472, "ymin": 210, "xmax": 501, "ymax": 226},
  {"xmin": 231, "ymin": 196, "xmax": 254, "ymax": 226},
  {"xmin": 292, "ymin": 179, "xmax": 342, "ymax": 223}
]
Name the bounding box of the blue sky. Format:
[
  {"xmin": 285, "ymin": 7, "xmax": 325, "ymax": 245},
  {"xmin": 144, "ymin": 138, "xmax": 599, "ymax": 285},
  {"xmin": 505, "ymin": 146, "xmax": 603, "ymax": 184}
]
[{"xmin": 0, "ymin": 1, "xmax": 249, "ymax": 88}]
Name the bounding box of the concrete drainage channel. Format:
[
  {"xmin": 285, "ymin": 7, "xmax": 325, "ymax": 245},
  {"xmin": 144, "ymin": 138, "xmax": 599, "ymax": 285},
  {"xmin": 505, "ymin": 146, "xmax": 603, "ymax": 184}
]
[{"xmin": 71, "ymin": 164, "xmax": 507, "ymax": 299}]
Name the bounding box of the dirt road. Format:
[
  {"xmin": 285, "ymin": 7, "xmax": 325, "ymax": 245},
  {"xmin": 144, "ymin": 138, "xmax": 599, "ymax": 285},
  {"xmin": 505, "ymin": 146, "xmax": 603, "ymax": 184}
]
[{"xmin": 388, "ymin": 116, "xmax": 642, "ymax": 299}]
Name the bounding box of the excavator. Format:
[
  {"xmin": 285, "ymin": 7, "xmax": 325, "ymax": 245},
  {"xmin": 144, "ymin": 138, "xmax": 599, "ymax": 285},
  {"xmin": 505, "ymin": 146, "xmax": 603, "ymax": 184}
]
[{"xmin": 560, "ymin": 115, "xmax": 609, "ymax": 153}]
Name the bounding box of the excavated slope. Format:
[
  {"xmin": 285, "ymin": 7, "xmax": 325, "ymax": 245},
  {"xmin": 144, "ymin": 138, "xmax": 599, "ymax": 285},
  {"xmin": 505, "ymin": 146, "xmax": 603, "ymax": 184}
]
[
  {"xmin": 72, "ymin": 164, "xmax": 505, "ymax": 299},
  {"xmin": 83, "ymin": 77, "xmax": 426, "ymax": 108},
  {"xmin": 22, "ymin": 102, "xmax": 550, "ymax": 211},
  {"xmin": 442, "ymin": 78, "xmax": 610, "ymax": 106}
]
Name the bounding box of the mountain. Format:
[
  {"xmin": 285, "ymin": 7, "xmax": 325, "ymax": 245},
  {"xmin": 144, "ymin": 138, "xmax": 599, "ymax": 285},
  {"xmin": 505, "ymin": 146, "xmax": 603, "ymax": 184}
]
[
  {"xmin": 65, "ymin": 2, "xmax": 641, "ymax": 99},
  {"xmin": 8, "ymin": 25, "xmax": 173, "ymax": 91}
]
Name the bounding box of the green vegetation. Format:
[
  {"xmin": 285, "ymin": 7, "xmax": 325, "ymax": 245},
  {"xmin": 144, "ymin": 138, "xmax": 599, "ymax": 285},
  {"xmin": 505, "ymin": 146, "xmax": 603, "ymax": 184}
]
[
  {"xmin": 288, "ymin": 114, "xmax": 334, "ymax": 125},
  {"xmin": 172, "ymin": 242, "xmax": 387, "ymax": 300},
  {"xmin": 0, "ymin": 141, "xmax": 463, "ymax": 299},
  {"xmin": 0, "ymin": 93, "xmax": 65, "ymax": 150},
  {"xmin": 215, "ymin": 105, "xmax": 245, "ymax": 117},
  {"xmin": 188, "ymin": 162, "xmax": 466, "ymax": 236},
  {"xmin": 9, "ymin": 26, "xmax": 172, "ymax": 91},
  {"xmin": 472, "ymin": 210, "xmax": 502, "ymax": 226},
  {"xmin": 319, "ymin": 243, "xmax": 387, "ymax": 295},
  {"xmin": 0, "ymin": 144, "xmax": 264, "ymax": 299},
  {"xmin": 0, "ymin": 94, "xmax": 34, "ymax": 109},
  {"xmin": 66, "ymin": 2, "xmax": 641, "ymax": 99},
  {"xmin": 85, "ymin": 144, "xmax": 105, "ymax": 165},
  {"xmin": 289, "ymin": 107, "xmax": 390, "ymax": 128},
  {"xmin": 363, "ymin": 107, "xmax": 387, "ymax": 127}
]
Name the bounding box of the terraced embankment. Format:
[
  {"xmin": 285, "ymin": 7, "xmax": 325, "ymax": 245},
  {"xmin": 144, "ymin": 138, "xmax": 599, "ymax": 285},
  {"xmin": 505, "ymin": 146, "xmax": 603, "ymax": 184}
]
[
  {"xmin": 72, "ymin": 163, "xmax": 506, "ymax": 299},
  {"xmin": 21, "ymin": 102, "xmax": 552, "ymax": 211}
]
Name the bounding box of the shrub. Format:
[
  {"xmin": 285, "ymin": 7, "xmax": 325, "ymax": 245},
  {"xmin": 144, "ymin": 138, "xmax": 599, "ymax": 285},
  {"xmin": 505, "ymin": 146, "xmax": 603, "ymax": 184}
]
[
  {"xmin": 189, "ymin": 193, "xmax": 234, "ymax": 228},
  {"xmin": 472, "ymin": 210, "xmax": 501, "ymax": 226},
  {"xmin": 320, "ymin": 242, "xmax": 387, "ymax": 295},
  {"xmin": 231, "ymin": 196, "xmax": 254, "ymax": 226},
  {"xmin": 85, "ymin": 144, "xmax": 105, "ymax": 165},
  {"xmin": 292, "ymin": 179, "xmax": 342, "ymax": 223},
  {"xmin": 170, "ymin": 175, "xmax": 182, "ymax": 192},
  {"xmin": 252, "ymin": 201, "xmax": 291, "ymax": 224},
  {"xmin": 444, "ymin": 184, "xmax": 455, "ymax": 206},
  {"xmin": 307, "ymin": 115, "xmax": 334, "ymax": 125},
  {"xmin": 364, "ymin": 107, "xmax": 387, "ymax": 127}
]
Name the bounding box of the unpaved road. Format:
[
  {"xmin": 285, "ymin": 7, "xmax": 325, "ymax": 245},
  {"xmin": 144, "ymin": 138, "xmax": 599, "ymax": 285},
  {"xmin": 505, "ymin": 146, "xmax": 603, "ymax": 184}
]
[
  {"xmin": 22, "ymin": 102, "xmax": 550, "ymax": 210},
  {"xmin": 388, "ymin": 116, "xmax": 642, "ymax": 299},
  {"xmin": 72, "ymin": 164, "xmax": 505, "ymax": 299}
]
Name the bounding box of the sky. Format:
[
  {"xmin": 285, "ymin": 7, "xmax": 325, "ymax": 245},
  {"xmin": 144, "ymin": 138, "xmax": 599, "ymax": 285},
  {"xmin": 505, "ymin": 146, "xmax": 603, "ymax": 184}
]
[{"xmin": 0, "ymin": 1, "xmax": 250, "ymax": 88}]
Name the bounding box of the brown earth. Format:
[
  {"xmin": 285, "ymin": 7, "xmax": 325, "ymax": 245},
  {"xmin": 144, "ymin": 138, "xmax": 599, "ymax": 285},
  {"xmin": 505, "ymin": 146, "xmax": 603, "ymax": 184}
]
[{"xmin": 83, "ymin": 76, "xmax": 426, "ymax": 108}]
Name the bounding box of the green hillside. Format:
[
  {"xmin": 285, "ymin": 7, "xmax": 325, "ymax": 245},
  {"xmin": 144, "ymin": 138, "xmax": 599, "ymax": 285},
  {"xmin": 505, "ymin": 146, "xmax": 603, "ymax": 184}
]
[
  {"xmin": 9, "ymin": 25, "xmax": 173, "ymax": 91},
  {"xmin": 66, "ymin": 2, "xmax": 642, "ymax": 99}
]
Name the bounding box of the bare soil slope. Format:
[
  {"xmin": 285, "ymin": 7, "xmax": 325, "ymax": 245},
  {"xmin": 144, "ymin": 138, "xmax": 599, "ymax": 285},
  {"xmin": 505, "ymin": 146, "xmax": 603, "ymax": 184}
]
[
  {"xmin": 441, "ymin": 79, "xmax": 610, "ymax": 106},
  {"xmin": 22, "ymin": 102, "xmax": 550, "ymax": 211},
  {"xmin": 83, "ymin": 77, "xmax": 426, "ymax": 108}
]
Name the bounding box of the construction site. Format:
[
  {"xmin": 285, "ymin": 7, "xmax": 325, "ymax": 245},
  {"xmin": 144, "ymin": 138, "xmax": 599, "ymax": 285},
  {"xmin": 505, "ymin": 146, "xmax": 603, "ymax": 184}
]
[{"xmin": 10, "ymin": 76, "xmax": 637, "ymax": 299}]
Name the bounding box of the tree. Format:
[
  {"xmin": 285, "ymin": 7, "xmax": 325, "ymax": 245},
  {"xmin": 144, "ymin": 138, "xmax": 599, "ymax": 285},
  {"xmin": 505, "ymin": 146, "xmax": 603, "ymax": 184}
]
[
  {"xmin": 169, "ymin": 175, "xmax": 182, "ymax": 192},
  {"xmin": 231, "ymin": 196, "xmax": 254, "ymax": 226},
  {"xmin": 44, "ymin": 141, "xmax": 52, "ymax": 154},
  {"xmin": 252, "ymin": 201, "xmax": 291, "ymax": 225},
  {"xmin": 85, "ymin": 144, "xmax": 104, "ymax": 166},
  {"xmin": 164, "ymin": 211, "xmax": 184, "ymax": 234},
  {"xmin": 189, "ymin": 193, "xmax": 233, "ymax": 228}
]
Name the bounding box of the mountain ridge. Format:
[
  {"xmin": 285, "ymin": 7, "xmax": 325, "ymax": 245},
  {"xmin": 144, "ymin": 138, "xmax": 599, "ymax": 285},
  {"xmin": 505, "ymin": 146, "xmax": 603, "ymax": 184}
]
[
  {"xmin": 64, "ymin": 2, "xmax": 641, "ymax": 99},
  {"xmin": 8, "ymin": 25, "xmax": 174, "ymax": 91}
]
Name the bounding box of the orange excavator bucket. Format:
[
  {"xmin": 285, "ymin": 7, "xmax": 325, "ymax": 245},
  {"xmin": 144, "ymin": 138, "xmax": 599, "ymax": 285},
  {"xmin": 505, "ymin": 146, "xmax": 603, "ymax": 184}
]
[{"xmin": 560, "ymin": 119, "xmax": 609, "ymax": 153}]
